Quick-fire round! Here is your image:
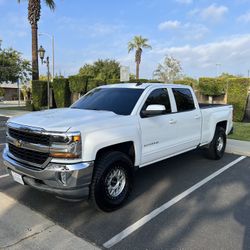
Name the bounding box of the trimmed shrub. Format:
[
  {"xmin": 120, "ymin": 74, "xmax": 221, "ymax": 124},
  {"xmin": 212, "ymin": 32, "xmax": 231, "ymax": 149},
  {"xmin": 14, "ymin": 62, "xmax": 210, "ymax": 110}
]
[
  {"xmin": 68, "ymin": 75, "xmax": 88, "ymax": 94},
  {"xmin": 173, "ymin": 78, "xmax": 198, "ymax": 88},
  {"xmin": 32, "ymin": 80, "xmax": 48, "ymax": 110},
  {"xmin": 52, "ymin": 78, "xmax": 71, "ymax": 108},
  {"xmin": 227, "ymin": 78, "xmax": 250, "ymax": 122},
  {"xmin": 106, "ymin": 79, "xmax": 120, "ymax": 84},
  {"xmin": 0, "ymin": 87, "xmax": 5, "ymax": 97},
  {"xmin": 87, "ymin": 79, "xmax": 105, "ymax": 91},
  {"xmin": 147, "ymin": 79, "xmax": 163, "ymax": 83},
  {"xmin": 199, "ymin": 77, "xmax": 227, "ymax": 96}
]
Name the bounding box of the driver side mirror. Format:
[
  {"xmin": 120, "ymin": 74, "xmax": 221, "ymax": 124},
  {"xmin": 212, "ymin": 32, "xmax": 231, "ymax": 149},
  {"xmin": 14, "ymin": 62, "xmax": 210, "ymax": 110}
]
[{"xmin": 141, "ymin": 104, "xmax": 166, "ymax": 117}]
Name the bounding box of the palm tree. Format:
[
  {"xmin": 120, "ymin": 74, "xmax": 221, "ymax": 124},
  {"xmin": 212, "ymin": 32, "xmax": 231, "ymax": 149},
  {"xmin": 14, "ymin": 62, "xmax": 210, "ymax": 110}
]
[
  {"xmin": 18, "ymin": 0, "xmax": 55, "ymax": 80},
  {"xmin": 128, "ymin": 35, "xmax": 152, "ymax": 80}
]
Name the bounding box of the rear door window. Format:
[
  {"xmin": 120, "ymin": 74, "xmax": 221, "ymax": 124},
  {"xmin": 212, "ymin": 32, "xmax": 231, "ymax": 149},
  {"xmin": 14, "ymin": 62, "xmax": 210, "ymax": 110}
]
[{"xmin": 172, "ymin": 88, "xmax": 195, "ymax": 112}]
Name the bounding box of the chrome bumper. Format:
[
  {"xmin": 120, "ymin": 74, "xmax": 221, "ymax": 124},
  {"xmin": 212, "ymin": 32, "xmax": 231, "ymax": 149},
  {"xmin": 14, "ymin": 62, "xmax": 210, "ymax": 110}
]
[{"xmin": 3, "ymin": 148, "xmax": 94, "ymax": 200}]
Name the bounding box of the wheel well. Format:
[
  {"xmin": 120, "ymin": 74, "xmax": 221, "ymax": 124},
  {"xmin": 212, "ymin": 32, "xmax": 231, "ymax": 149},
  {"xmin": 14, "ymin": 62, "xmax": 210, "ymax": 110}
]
[
  {"xmin": 216, "ymin": 120, "xmax": 227, "ymax": 131},
  {"xmin": 96, "ymin": 141, "xmax": 135, "ymax": 165}
]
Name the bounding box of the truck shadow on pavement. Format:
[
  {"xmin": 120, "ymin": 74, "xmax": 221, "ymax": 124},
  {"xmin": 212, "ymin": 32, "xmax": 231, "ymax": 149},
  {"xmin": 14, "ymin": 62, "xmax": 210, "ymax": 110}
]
[{"xmin": 0, "ymin": 150, "xmax": 249, "ymax": 249}]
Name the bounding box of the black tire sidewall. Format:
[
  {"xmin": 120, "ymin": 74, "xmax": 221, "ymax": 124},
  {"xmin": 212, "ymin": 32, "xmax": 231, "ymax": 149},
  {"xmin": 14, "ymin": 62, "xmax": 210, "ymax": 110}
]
[
  {"xmin": 91, "ymin": 152, "xmax": 133, "ymax": 212},
  {"xmin": 215, "ymin": 129, "xmax": 226, "ymax": 158},
  {"xmin": 209, "ymin": 127, "xmax": 226, "ymax": 160}
]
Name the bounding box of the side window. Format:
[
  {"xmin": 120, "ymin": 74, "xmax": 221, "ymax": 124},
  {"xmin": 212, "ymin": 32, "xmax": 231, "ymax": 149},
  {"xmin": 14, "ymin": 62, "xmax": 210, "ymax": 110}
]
[
  {"xmin": 141, "ymin": 88, "xmax": 171, "ymax": 115},
  {"xmin": 173, "ymin": 88, "xmax": 195, "ymax": 112}
]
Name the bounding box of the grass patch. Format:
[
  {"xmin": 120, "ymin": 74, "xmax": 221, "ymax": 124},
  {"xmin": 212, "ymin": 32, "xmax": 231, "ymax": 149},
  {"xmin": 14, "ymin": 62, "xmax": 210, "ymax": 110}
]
[{"xmin": 228, "ymin": 122, "xmax": 250, "ymax": 141}]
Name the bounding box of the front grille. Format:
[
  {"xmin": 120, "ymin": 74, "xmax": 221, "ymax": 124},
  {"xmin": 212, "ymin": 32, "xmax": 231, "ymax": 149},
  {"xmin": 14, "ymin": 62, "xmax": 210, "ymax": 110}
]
[
  {"xmin": 8, "ymin": 128, "xmax": 50, "ymax": 146},
  {"xmin": 9, "ymin": 144, "xmax": 49, "ymax": 165}
]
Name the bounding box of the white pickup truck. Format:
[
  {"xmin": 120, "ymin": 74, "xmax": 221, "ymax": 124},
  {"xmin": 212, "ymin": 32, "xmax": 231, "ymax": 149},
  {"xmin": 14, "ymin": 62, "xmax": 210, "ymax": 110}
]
[{"xmin": 3, "ymin": 83, "xmax": 233, "ymax": 211}]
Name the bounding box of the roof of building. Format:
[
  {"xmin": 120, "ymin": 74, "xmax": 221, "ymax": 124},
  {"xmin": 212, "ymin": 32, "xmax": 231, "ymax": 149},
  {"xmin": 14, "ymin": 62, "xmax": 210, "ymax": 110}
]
[{"xmin": 0, "ymin": 82, "xmax": 31, "ymax": 89}]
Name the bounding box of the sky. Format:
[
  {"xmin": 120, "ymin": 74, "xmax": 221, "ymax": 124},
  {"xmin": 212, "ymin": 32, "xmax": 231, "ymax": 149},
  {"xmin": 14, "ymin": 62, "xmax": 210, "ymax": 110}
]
[{"xmin": 1, "ymin": 0, "xmax": 250, "ymax": 79}]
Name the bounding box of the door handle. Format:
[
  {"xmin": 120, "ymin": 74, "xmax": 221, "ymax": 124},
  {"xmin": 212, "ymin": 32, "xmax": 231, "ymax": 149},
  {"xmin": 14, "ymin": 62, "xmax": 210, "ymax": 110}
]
[
  {"xmin": 169, "ymin": 119, "xmax": 177, "ymax": 124},
  {"xmin": 194, "ymin": 115, "xmax": 201, "ymax": 119}
]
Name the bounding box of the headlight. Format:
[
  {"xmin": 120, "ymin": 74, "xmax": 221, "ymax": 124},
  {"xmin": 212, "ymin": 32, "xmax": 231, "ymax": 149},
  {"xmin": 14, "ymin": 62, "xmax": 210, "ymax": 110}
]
[{"xmin": 49, "ymin": 132, "xmax": 82, "ymax": 159}]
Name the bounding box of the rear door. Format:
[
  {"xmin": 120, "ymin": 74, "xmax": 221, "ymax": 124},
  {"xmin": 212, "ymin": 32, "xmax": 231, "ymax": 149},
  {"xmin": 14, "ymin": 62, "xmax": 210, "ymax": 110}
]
[{"xmin": 169, "ymin": 87, "xmax": 202, "ymax": 151}]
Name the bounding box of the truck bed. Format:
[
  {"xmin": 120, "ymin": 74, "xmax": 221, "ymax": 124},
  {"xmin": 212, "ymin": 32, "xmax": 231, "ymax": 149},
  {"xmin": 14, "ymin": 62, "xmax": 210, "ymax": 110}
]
[{"xmin": 199, "ymin": 103, "xmax": 230, "ymax": 109}]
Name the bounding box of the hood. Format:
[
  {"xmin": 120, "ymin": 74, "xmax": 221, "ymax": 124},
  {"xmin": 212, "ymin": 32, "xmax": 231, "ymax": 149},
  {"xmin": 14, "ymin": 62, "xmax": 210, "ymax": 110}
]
[{"xmin": 8, "ymin": 108, "xmax": 118, "ymax": 132}]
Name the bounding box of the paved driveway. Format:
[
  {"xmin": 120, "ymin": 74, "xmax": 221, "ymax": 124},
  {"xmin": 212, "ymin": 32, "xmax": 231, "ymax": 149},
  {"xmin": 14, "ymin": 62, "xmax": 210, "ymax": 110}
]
[{"xmin": 0, "ymin": 117, "xmax": 250, "ymax": 249}]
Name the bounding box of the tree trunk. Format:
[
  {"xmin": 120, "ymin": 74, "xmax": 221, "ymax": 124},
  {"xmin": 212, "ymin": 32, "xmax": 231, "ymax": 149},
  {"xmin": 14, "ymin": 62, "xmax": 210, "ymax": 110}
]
[
  {"xmin": 136, "ymin": 61, "xmax": 140, "ymax": 80},
  {"xmin": 31, "ymin": 24, "xmax": 39, "ymax": 80}
]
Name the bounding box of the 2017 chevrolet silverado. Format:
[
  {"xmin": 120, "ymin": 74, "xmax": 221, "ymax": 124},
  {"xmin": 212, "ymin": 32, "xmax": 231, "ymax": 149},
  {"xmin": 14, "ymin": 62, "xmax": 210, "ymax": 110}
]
[{"xmin": 3, "ymin": 83, "xmax": 233, "ymax": 211}]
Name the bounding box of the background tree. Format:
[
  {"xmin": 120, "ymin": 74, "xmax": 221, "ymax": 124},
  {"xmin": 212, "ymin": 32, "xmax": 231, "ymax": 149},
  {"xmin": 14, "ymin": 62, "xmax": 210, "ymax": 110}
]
[
  {"xmin": 218, "ymin": 72, "xmax": 237, "ymax": 78},
  {"xmin": 128, "ymin": 36, "xmax": 152, "ymax": 80},
  {"xmin": 79, "ymin": 59, "xmax": 120, "ymax": 81},
  {"xmin": 18, "ymin": 0, "xmax": 55, "ymax": 80},
  {"xmin": 0, "ymin": 48, "xmax": 31, "ymax": 82},
  {"xmin": 154, "ymin": 55, "xmax": 182, "ymax": 83}
]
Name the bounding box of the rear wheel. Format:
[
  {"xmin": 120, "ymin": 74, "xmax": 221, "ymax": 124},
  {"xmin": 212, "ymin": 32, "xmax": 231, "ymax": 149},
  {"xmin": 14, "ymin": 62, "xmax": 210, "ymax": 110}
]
[
  {"xmin": 206, "ymin": 127, "xmax": 226, "ymax": 160},
  {"xmin": 90, "ymin": 151, "xmax": 133, "ymax": 212}
]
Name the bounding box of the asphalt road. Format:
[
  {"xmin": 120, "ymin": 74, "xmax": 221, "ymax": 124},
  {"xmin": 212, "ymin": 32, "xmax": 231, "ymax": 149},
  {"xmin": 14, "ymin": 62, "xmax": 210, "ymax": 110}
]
[{"xmin": 0, "ymin": 116, "xmax": 250, "ymax": 249}]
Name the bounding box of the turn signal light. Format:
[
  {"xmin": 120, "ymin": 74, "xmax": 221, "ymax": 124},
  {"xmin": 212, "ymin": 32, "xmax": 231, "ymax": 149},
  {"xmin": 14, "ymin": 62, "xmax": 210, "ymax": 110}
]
[
  {"xmin": 50, "ymin": 152, "xmax": 79, "ymax": 158},
  {"xmin": 72, "ymin": 135, "xmax": 81, "ymax": 142}
]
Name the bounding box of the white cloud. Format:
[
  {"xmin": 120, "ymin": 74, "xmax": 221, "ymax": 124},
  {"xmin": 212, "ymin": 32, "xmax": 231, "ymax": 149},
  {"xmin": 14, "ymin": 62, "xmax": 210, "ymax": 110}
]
[
  {"xmin": 158, "ymin": 20, "xmax": 181, "ymax": 30},
  {"xmin": 56, "ymin": 17, "xmax": 124, "ymax": 37},
  {"xmin": 149, "ymin": 34, "xmax": 250, "ymax": 77},
  {"xmin": 158, "ymin": 20, "xmax": 208, "ymax": 40},
  {"xmin": 200, "ymin": 4, "xmax": 228, "ymax": 22},
  {"xmin": 175, "ymin": 0, "xmax": 193, "ymax": 4},
  {"xmin": 238, "ymin": 11, "xmax": 250, "ymax": 22}
]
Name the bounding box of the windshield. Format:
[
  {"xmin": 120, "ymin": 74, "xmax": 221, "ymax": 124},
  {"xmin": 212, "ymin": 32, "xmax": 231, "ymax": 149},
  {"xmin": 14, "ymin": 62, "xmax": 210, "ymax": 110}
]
[{"xmin": 71, "ymin": 87, "xmax": 144, "ymax": 115}]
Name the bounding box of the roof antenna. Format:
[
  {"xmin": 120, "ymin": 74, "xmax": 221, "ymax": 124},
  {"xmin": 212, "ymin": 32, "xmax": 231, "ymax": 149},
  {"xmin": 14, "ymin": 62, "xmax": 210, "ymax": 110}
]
[{"xmin": 136, "ymin": 81, "xmax": 142, "ymax": 86}]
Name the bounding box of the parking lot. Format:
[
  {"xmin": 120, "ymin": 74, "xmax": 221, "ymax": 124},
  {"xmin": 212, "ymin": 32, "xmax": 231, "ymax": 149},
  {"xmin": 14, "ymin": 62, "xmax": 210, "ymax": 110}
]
[{"xmin": 0, "ymin": 116, "xmax": 250, "ymax": 249}]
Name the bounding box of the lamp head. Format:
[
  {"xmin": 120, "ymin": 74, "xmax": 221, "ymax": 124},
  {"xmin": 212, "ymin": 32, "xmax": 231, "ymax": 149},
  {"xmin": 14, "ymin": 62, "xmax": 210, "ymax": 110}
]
[{"xmin": 38, "ymin": 45, "xmax": 45, "ymax": 63}]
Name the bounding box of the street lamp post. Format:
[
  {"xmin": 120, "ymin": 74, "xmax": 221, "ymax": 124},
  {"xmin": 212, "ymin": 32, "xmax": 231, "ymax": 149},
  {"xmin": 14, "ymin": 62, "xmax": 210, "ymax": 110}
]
[
  {"xmin": 39, "ymin": 33, "xmax": 54, "ymax": 80},
  {"xmin": 38, "ymin": 45, "xmax": 50, "ymax": 109},
  {"xmin": 0, "ymin": 39, "xmax": 2, "ymax": 50}
]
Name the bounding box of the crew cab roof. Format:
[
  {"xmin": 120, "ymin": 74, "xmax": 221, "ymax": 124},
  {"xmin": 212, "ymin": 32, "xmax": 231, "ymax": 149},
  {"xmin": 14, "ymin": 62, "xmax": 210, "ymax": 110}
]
[{"xmin": 100, "ymin": 83, "xmax": 190, "ymax": 89}]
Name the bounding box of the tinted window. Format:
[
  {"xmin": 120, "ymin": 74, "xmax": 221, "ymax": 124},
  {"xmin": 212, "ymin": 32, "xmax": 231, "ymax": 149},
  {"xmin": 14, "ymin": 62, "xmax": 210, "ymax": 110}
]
[
  {"xmin": 71, "ymin": 88, "xmax": 144, "ymax": 115},
  {"xmin": 173, "ymin": 88, "xmax": 195, "ymax": 112},
  {"xmin": 141, "ymin": 88, "xmax": 171, "ymax": 115}
]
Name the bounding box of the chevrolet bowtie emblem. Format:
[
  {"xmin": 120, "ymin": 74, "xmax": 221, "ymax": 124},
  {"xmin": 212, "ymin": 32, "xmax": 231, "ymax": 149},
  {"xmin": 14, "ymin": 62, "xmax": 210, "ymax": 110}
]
[{"xmin": 14, "ymin": 139, "xmax": 23, "ymax": 148}]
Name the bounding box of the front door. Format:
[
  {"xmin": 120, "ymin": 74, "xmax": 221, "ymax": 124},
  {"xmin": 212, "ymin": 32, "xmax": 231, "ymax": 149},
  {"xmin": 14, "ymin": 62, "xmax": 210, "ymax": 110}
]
[{"xmin": 139, "ymin": 88, "xmax": 179, "ymax": 166}]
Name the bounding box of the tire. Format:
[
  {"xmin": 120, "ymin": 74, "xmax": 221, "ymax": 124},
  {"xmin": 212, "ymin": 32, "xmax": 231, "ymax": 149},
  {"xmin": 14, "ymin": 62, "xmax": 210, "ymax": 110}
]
[
  {"xmin": 90, "ymin": 151, "xmax": 133, "ymax": 212},
  {"xmin": 206, "ymin": 127, "xmax": 226, "ymax": 160}
]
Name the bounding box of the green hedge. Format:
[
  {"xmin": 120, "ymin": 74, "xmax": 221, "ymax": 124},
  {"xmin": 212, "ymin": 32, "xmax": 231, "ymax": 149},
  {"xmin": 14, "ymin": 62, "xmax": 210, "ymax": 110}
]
[
  {"xmin": 32, "ymin": 80, "xmax": 48, "ymax": 110},
  {"xmin": 227, "ymin": 78, "xmax": 250, "ymax": 122},
  {"xmin": 68, "ymin": 75, "xmax": 88, "ymax": 94},
  {"xmin": 199, "ymin": 77, "xmax": 227, "ymax": 96},
  {"xmin": 105, "ymin": 79, "xmax": 120, "ymax": 84},
  {"xmin": 173, "ymin": 79, "xmax": 197, "ymax": 88},
  {"xmin": 52, "ymin": 78, "xmax": 71, "ymax": 108}
]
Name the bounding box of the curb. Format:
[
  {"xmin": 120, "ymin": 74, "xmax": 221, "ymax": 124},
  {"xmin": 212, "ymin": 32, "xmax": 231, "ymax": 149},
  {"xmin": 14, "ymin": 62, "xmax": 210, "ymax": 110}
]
[{"xmin": 226, "ymin": 139, "xmax": 250, "ymax": 157}]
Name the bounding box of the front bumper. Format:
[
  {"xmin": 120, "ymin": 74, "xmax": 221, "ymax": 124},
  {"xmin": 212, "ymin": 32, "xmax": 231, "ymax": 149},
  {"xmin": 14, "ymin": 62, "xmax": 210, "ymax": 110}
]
[{"xmin": 3, "ymin": 148, "xmax": 94, "ymax": 200}]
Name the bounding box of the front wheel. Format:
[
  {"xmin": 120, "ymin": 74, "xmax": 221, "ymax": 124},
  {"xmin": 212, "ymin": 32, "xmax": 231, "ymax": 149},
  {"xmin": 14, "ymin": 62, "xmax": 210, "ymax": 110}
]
[
  {"xmin": 206, "ymin": 127, "xmax": 226, "ymax": 160},
  {"xmin": 90, "ymin": 151, "xmax": 133, "ymax": 212}
]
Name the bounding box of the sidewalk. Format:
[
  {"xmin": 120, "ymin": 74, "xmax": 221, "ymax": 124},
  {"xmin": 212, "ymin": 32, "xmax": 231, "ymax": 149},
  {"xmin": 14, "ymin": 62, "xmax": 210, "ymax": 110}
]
[
  {"xmin": 0, "ymin": 110, "xmax": 31, "ymax": 118},
  {"xmin": 226, "ymin": 139, "xmax": 250, "ymax": 157},
  {"xmin": 0, "ymin": 193, "xmax": 100, "ymax": 250}
]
